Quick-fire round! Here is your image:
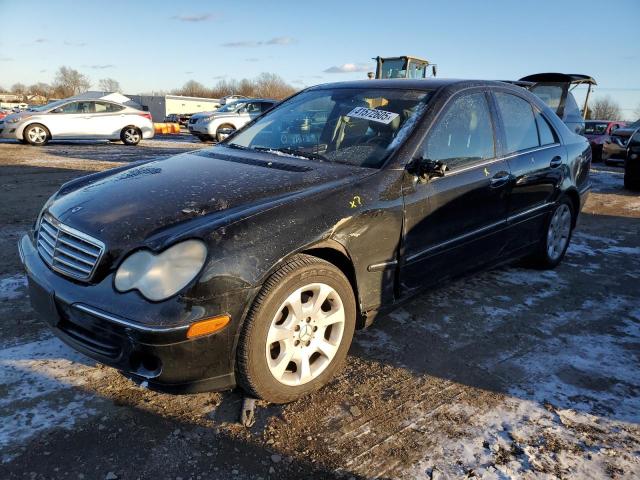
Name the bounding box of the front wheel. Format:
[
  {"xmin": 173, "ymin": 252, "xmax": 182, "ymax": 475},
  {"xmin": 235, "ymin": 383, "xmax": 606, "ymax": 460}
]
[
  {"xmin": 121, "ymin": 126, "xmax": 142, "ymax": 146},
  {"xmin": 216, "ymin": 124, "xmax": 235, "ymax": 142},
  {"xmin": 23, "ymin": 124, "xmax": 50, "ymax": 146},
  {"xmin": 237, "ymin": 254, "xmax": 356, "ymax": 403},
  {"xmin": 530, "ymin": 197, "xmax": 574, "ymax": 269}
]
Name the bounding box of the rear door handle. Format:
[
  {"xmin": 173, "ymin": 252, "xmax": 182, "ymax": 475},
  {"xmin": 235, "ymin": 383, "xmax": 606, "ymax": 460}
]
[
  {"xmin": 550, "ymin": 155, "xmax": 563, "ymax": 168},
  {"xmin": 490, "ymin": 171, "xmax": 512, "ymax": 188}
]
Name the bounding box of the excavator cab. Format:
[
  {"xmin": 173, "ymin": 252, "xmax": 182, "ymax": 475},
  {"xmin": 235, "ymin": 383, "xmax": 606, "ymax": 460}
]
[{"xmin": 374, "ymin": 56, "xmax": 436, "ymax": 80}]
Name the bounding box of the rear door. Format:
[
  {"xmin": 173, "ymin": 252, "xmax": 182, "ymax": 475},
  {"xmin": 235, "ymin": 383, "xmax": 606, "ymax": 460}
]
[
  {"xmin": 92, "ymin": 101, "xmax": 125, "ymax": 138},
  {"xmin": 492, "ymin": 91, "xmax": 564, "ymax": 251},
  {"xmin": 400, "ymin": 90, "xmax": 511, "ymax": 290}
]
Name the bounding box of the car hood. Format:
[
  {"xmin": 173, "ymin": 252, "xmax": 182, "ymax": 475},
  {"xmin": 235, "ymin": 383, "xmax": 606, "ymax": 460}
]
[
  {"xmin": 47, "ymin": 146, "xmax": 370, "ymax": 255},
  {"xmin": 3, "ymin": 111, "xmax": 36, "ymax": 123}
]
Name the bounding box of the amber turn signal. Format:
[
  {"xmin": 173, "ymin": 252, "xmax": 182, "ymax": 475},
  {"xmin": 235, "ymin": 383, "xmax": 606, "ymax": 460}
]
[{"xmin": 186, "ymin": 315, "xmax": 231, "ymax": 339}]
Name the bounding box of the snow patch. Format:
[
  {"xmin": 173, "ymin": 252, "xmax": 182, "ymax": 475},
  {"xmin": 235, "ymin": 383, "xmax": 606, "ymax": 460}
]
[
  {"xmin": 0, "ymin": 274, "xmax": 27, "ymax": 301},
  {"xmin": 0, "ymin": 334, "xmax": 104, "ymax": 461}
]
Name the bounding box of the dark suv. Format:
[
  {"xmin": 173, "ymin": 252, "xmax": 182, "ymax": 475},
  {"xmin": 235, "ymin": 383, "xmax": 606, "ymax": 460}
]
[
  {"xmin": 624, "ymin": 128, "xmax": 640, "ymax": 190},
  {"xmin": 20, "ymin": 79, "xmax": 591, "ymax": 403}
]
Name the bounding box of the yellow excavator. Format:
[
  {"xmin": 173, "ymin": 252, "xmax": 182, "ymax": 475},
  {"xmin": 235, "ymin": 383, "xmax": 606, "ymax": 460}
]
[{"xmin": 370, "ymin": 55, "xmax": 437, "ymax": 80}]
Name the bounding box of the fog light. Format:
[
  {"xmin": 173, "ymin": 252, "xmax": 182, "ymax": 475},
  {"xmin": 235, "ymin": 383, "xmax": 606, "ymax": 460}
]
[{"xmin": 187, "ymin": 314, "xmax": 230, "ymax": 339}]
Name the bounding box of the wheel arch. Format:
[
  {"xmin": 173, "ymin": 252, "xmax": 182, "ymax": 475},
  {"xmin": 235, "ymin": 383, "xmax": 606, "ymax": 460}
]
[
  {"xmin": 21, "ymin": 122, "xmax": 51, "ymax": 140},
  {"xmin": 563, "ymin": 187, "xmax": 580, "ymax": 228}
]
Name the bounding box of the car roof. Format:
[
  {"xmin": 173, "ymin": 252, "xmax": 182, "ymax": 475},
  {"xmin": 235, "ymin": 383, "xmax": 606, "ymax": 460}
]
[{"xmin": 308, "ymin": 78, "xmax": 511, "ymax": 92}]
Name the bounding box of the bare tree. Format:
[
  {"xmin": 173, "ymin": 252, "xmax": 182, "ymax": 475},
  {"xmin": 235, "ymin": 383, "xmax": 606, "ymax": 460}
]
[
  {"xmin": 252, "ymin": 72, "xmax": 297, "ymax": 99},
  {"xmin": 11, "ymin": 83, "xmax": 27, "ymax": 95},
  {"xmin": 53, "ymin": 66, "xmax": 91, "ymax": 98},
  {"xmin": 173, "ymin": 80, "xmax": 210, "ymax": 98},
  {"xmin": 589, "ymin": 96, "xmax": 622, "ymax": 120},
  {"xmin": 98, "ymin": 78, "xmax": 121, "ymax": 92},
  {"xmin": 28, "ymin": 82, "xmax": 52, "ymax": 100}
]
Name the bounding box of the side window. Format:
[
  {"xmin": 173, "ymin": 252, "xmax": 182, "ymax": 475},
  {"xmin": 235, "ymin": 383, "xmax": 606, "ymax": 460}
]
[
  {"xmin": 75, "ymin": 101, "xmax": 94, "ymax": 114},
  {"xmin": 260, "ymin": 102, "xmax": 274, "ymax": 112},
  {"xmin": 246, "ymin": 103, "xmax": 261, "ymax": 113},
  {"xmin": 94, "ymin": 102, "xmax": 109, "ymax": 113},
  {"xmin": 535, "ymin": 111, "xmax": 557, "ymax": 146},
  {"xmin": 425, "ymin": 92, "xmax": 495, "ymax": 169},
  {"xmin": 57, "ymin": 102, "xmax": 80, "ymax": 113},
  {"xmin": 495, "ymin": 93, "xmax": 539, "ymax": 153},
  {"xmin": 105, "ymin": 103, "xmax": 124, "ymax": 112}
]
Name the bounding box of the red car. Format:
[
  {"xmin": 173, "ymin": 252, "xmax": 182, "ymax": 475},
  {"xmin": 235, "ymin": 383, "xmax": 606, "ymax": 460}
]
[
  {"xmin": 584, "ymin": 120, "xmax": 626, "ymax": 162},
  {"xmin": 0, "ymin": 109, "xmax": 12, "ymax": 120}
]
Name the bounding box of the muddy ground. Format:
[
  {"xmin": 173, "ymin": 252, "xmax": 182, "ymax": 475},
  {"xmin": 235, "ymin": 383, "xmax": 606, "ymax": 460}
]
[{"xmin": 0, "ymin": 137, "xmax": 639, "ymax": 479}]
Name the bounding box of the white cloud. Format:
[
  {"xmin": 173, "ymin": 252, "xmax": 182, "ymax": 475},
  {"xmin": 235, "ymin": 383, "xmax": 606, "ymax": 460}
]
[
  {"xmin": 324, "ymin": 63, "xmax": 371, "ymax": 73},
  {"xmin": 172, "ymin": 13, "xmax": 215, "ymax": 22}
]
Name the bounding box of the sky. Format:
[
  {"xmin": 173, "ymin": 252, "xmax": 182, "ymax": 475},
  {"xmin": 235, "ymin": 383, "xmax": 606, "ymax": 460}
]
[{"xmin": 1, "ymin": 0, "xmax": 639, "ymax": 118}]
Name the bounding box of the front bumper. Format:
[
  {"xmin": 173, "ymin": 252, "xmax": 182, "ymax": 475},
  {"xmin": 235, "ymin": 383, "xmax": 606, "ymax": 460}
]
[
  {"xmin": 19, "ymin": 233, "xmax": 257, "ymax": 393},
  {"xmin": 0, "ymin": 121, "xmax": 21, "ymax": 139}
]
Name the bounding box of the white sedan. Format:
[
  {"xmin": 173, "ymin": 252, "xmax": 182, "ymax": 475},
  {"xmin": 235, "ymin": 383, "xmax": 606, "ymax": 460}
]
[{"xmin": 0, "ymin": 99, "xmax": 154, "ymax": 146}]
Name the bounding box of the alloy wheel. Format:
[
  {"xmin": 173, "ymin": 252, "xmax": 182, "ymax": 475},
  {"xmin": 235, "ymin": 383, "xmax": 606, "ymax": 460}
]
[
  {"xmin": 547, "ymin": 204, "xmax": 571, "ymax": 261},
  {"xmin": 265, "ymin": 283, "xmax": 345, "ymax": 386},
  {"xmin": 27, "ymin": 126, "xmax": 47, "ymax": 144},
  {"xmin": 124, "ymin": 128, "xmax": 140, "ymax": 144}
]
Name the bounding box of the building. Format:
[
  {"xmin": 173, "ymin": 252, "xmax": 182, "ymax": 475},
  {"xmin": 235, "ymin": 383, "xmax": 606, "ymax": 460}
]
[{"xmin": 127, "ymin": 94, "xmax": 221, "ymax": 122}]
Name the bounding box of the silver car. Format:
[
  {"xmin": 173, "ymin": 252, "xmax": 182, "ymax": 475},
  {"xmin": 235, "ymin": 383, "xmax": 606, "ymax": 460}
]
[
  {"xmin": 0, "ymin": 99, "xmax": 154, "ymax": 146},
  {"xmin": 188, "ymin": 98, "xmax": 276, "ymax": 142}
]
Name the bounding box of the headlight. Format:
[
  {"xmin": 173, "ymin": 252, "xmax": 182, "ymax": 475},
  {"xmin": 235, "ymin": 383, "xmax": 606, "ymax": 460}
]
[
  {"xmin": 7, "ymin": 117, "xmax": 21, "ymax": 124},
  {"xmin": 114, "ymin": 240, "xmax": 207, "ymax": 301},
  {"xmin": 203, "ymin": 115, "xmax": 215, "ymax": 122}
]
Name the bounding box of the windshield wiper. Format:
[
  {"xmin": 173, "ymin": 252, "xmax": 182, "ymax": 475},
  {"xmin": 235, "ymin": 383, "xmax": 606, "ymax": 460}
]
[{"xmin": 253, "ymin": 146, "xmax": 327, "ymax": 161}]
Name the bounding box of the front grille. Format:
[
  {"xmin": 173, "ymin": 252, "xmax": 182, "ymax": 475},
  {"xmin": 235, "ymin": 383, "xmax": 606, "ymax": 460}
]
[{"xmin": 37, "ymin": 214, "xmax": 105, "ymax": 281}]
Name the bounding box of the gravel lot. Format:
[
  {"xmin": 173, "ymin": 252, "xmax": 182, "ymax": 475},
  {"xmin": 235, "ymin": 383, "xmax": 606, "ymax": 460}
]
[{"xmin": 1, "ymin": 137, "xmax": 639, "ymax": 479}]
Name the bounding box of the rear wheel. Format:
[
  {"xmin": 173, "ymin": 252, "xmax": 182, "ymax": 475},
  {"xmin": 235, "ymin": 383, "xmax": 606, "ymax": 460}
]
[
  {"xmin": 120, "ymin": 126, "xmax": 142, "ymax": 146},
  {"xmin": 23, "ymin": 124, "xmax": 49, "ymax": 146},
  {"xmin": 530, "ymin": 197, "xmax": 574, "ymax": 269},
  {"xmin": 237, "ymin": 254, "xmax": 356, "ymax": 403}
]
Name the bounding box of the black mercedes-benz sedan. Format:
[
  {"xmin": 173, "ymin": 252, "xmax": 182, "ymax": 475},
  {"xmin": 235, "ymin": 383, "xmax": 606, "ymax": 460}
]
[{"xmin": 19, "ymin": 79, "xmax": 591, "ymax": 403}]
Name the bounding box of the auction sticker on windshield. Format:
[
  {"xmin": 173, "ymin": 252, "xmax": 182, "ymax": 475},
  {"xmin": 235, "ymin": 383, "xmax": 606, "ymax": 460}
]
[{"xmin": 347, "ymin": 107, "xmax": 399, "ymax": 124}]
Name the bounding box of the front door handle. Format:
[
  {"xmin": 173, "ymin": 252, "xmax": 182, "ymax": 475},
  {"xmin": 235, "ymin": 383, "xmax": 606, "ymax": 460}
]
[
  {"xmin": 550, "ymin": 155, "xmax": 563, "ymax": 168},
  {"xmin": 490, "ymin": 171, "xmax": 511, "ymax": 188}
]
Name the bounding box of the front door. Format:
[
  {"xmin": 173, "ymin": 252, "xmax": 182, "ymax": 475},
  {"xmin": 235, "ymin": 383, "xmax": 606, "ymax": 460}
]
[{"xmin": 401, "ymin": 90, "xmax": 511, "ymax": 291}]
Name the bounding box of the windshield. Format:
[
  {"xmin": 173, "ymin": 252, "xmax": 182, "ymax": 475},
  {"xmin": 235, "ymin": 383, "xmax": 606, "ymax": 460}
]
[
  {"xmin": 629, "ymin": 119, "xmax": 640, "ymax": 128},
  {"xmin": 226, "ymin": 88, "xmax": 431, "ymax": 168},
  {"xmin": 584, "ymin": 122, "xmax": 609, "ymax": 135},
  {"xmin": 28, "ymin": 100, "xmax": 67, "ymax": 112},
  {"xmin": 217, "ymin": 102, "xmax": 244, "ymax": 113}
]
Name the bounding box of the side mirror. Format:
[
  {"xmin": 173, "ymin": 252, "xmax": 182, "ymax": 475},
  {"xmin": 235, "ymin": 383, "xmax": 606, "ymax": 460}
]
[{"xmin": 409, "ymin": 158, "xmax": 447, "ymax": 182}]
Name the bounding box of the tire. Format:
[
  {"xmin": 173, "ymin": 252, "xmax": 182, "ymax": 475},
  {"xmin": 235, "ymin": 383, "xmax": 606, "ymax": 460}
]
[
  {"xmin": 237, "ymin": 254, "xmax": 356, "ymax": 403},
  {"xmin": 120, "ymin": 126, "xmax": 142, "ymax": 146},
  {"xmin": 216, "ymin": 124, "xmax": 235, "ymax": 142},
  {"xmin": 23, "ymin": 123, "xmax": 50, "ymax": 146},
  {"xmin": 625, "ymin": 175, "xmax": 640, "ymax": 191},
  {"xmin": 529, "ymin": 197, "xmax": 575, "ymax": 269}
]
